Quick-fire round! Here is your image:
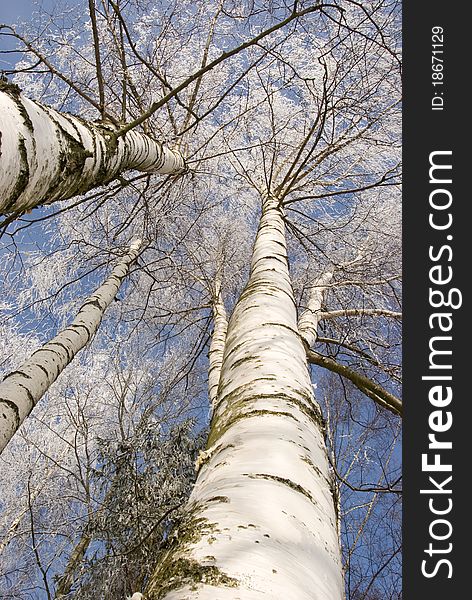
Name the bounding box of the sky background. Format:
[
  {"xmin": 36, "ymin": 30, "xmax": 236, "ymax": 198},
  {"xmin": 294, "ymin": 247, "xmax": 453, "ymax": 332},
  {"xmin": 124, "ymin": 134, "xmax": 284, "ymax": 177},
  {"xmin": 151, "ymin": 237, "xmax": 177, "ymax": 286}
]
[
  {"xmin": 0, "ymin": 0, "xmax": 33, "ymax": 24},
  {"xmin": 1, "ymin": 1, "xmax": 75, "ymax": 71},
  {"xmin": 1, "ymin": 1, "xmax": 35, "ymax": 70}
]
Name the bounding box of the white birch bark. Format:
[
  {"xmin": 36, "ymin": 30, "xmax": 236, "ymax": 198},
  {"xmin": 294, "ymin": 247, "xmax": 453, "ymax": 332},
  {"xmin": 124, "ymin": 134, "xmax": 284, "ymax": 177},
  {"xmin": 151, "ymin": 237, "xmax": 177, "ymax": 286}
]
[
  {"xmin": 299, "ymin": 280, "xmax": 402, "ymax": 416},
  {"xmin": 0, "ymin": 240, "xmax": 142, "ymax": 454},
  {"xmin": 207, "ymin": 288, "xmax": 228, "ymax": 410},
  {"xmin": 298, "ymin": 272, "xmax": 334, "ymax": 348},
  {"xmin": 0, "ymin": 84, "xmax": 185, "ymax": 216},
  {"xmin": 146, "ymin": 198, "xmax": 343, "ymax": 600}
]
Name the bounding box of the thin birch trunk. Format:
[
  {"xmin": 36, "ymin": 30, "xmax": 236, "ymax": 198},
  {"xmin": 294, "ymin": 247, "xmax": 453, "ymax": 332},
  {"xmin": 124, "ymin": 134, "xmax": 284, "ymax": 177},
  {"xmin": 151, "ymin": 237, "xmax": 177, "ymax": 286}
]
[
  {"xmin": 298, "ymin": 270, "xmax": 402, "ymax": 416},
  {"xmin": 207, "ymin": 286, "xmax": 228, "ymax": 411},
  {"xmin": 0, "ymin": 84, "xmax": 185, "ymax": 216},
  {"xmin": 54, "ymin": 530, "xmax": 92, "ymax": 598},
  {"xmin": 298, "ymin": 271, "xmax": 334, "ymax": 348},
  {"xmin": 0, "ymin": 240, "xmax": 142, "ymax": 453},
  {"xmin": 145, "ymin": 198, "xmax": 343, "ymax": 599}
]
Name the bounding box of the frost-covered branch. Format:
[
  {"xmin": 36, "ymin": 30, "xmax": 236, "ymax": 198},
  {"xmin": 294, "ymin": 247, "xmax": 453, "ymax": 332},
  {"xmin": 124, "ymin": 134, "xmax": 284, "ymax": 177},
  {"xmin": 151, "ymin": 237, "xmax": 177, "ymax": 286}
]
[
  {"xmin": 116, "ymin": 3, "xmax": 328, "ymax": 137},
  {"xmin": 87, "ymin": 0, "xmax": 106, "ymax": 119},
  {"xmin": 0, "ymin": 479, "xmax": 44, "ymax": 555},
  {"xmin": 318, "ymin": 308, "xmax": 402, "ymax": 320},
  {"xmin": 316, "ymin": 336, "xmax": 401, "ymax": 383}
]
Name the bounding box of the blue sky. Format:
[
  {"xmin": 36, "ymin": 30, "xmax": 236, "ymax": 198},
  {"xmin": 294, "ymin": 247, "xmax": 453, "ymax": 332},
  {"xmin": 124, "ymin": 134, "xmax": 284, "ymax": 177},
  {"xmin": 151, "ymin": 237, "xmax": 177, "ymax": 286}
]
[
  {"xmin": 0, "ymin": 1, "xmax": 74, "ymax": 71},
  {"xmin": 0, "ymin": 0, "xmax": 33, "ymax": 24},
  {"xmin": 1, "ymin": 0, "xmax": 35, "ymax": 70}
]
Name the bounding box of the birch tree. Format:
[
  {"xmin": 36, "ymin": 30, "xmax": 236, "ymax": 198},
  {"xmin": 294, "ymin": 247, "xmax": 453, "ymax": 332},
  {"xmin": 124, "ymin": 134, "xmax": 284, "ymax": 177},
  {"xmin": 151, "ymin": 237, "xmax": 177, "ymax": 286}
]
[
  {"xmin": 0, "ymin": 239, "xmax": 142, "ymax": 453},
  {"xmin": 0, "ymin": 0, "xmax": 328, "ymax": 224},
  {"xmin": 0, "ymin": 1, "xmax": 402, "ymax": 598},
  {"xmin": 0, "ymin": 83, "xmax": 185, "ymax": 217},
  {"xmin": 0, "ymin": 331, "xmax": 207, "ymax": 599},
  {"xmin": 144, "ymin": 194, "xmax": 345, "ymax": 599}
]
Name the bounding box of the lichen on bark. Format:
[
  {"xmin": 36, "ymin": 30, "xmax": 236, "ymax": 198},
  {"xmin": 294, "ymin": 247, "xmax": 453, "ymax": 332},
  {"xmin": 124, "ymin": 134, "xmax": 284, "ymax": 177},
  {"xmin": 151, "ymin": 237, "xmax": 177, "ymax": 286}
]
[{"xmin": 145, "ymin": 506, "xmax": 239, "ymax": 599}]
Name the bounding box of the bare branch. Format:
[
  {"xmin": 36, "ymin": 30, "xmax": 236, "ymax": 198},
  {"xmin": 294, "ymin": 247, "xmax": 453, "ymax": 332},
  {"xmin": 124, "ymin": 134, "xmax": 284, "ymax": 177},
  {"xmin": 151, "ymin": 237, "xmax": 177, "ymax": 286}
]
[{"xmin": 306, "ymin": 348, "xmax": 402, "ymax": 416}]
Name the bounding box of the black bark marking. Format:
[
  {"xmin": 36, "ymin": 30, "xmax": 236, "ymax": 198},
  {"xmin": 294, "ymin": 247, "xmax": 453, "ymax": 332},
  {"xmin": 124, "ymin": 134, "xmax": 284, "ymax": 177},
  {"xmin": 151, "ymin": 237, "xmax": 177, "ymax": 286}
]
[
  {"xmin": 41, "ymin": 109, "xmax": 93, "ymax": 201},
  {"xmin": 251, "ymin": 254, "xmax": 288, "ymax": 269},
  {"xmin": 30, "ymin": 347, "xmax": 63, "ymax": 359},
  {"xmin": 207, "ymin": 496, "xmax": 230, "ymax": 504},
  {"xmin": 244, "ymin": 473, "xmax": 317, "ymax": 505},
  {"xmin": 16, "ymin": 383, "xmax": 36, "ymax": 408},
  {"xmin": 48, "ymin": 341, "xmax": 73, "ymax": 362},
  {"xmin": 4, "ymin": 136, "xmax": 30, "ymax": 212},
  {"xmin": 2, "ymin": 370, "xmax": 31, "ymax": 381},
  {"xmin": 68, "ymin": 323, "xmax": 92, "ymax": 341},
  {"xmin": 0, "ymin": 398, "xmax": 20, "ymax": 429},
  {"xmin": 80, "ymin": 298, "xmax": 104, "ymax": 311},
  {"xmin": 35, "ymin": 363, "xmax": 50, "ymax": 378}
]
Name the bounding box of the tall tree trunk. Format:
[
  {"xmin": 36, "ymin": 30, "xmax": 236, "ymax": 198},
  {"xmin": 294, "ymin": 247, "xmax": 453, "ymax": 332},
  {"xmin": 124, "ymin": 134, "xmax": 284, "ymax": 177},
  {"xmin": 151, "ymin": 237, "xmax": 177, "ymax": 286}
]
[
  {"xmin": 0, "ymin": 84, "xmax": 185, "ymax": 216},
  {"xmin": 145, "ymin": 198, "xmax": 343, "ymax": 599},
  {"xmin": 207, "ymin": 286, "xmax": 227, "ymax": 411},
  {"xmin": 0, "ymin": 240, "xmax": 142, "ymax": 454}
]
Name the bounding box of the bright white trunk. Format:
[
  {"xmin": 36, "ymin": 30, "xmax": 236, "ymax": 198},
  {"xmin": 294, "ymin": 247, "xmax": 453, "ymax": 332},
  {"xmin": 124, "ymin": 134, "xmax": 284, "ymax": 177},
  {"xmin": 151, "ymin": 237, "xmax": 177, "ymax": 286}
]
[
  {"xmin": 208, "ymin": 290, "xmax": 228, "ymax": 410},
  {"xmin": 298, "ymin": 272, "xmax": 334, "ymax": 347},
  {"xmin": 0, "ymin": 85, "xmax": 185, "ymax": 216},
  {"xmin": 146, "ymin": 199, "xmax": 343, "ymax": 600},
  {"xmin": 0, "ymin": 240, "xmax": 142, "ymax": 453}
]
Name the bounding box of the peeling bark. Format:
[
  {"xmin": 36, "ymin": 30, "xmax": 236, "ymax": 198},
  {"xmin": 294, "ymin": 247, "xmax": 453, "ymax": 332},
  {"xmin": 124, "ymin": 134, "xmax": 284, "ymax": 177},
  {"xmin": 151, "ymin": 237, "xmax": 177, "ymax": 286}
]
[
  {"xmin": 145, "ymin": 199, "xmax": 343, "ymax": 600},
  {"xmin": 0, "ymin": 84, "xmax": 185, "ymax": 216},
  {"xmin": 0, "ymin": 240, "xmax": 142, "ymax": 453}
]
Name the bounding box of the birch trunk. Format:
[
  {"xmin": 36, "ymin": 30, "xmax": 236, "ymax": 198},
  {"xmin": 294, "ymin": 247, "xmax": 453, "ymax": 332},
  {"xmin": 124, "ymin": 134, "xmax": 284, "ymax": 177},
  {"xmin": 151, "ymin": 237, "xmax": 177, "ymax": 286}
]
[
  {"xmin": 146, "ymin": 198, "xmax": 343, "ymax": 599},
  {"xmin": 298, "ymin": 272, "xmax": 334, "ymax": 348},
  {"xmin": 0, "ymin": 84, "xmax": 185, "ymax": 216},
  {"xmin": 54, "ymin": 530, "xmax": 92, "ymax": 598},
  {"xmin": 207, "ymin": 289, "xmax": 228, "ymax": 410},
  {"xmin": 298, "ymin": 274, "xmax": 402, "ymax": 416},
  {"xmin": 0, "ymin": 240, "xmax": 142, "ymax": 453}
]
